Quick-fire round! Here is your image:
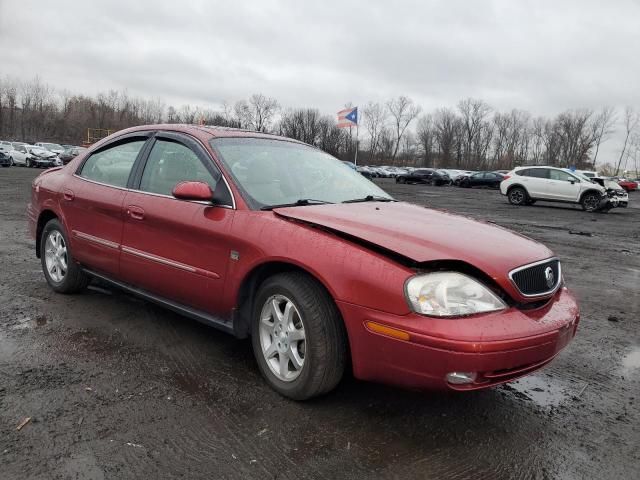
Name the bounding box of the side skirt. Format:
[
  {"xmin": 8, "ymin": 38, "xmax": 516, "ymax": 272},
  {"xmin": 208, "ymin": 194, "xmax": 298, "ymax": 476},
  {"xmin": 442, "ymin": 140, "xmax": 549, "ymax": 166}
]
[{"xmin": 82, "ymin": 268, "xmax": 235, "ymax": 335}]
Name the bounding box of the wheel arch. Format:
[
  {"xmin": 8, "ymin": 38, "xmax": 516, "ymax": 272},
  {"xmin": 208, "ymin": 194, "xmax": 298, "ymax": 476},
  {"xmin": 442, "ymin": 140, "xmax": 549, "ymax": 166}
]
[
  {"xmin": 35, "ymin": 210, "xmax": 59, "ymax": 258},
  {"xmin": 232, "ymin": 260, "xmax": 345, "ymax": 341},
  {"xmin": 506, "ymin": 183, "xmax": 529, "ymax": 196}
]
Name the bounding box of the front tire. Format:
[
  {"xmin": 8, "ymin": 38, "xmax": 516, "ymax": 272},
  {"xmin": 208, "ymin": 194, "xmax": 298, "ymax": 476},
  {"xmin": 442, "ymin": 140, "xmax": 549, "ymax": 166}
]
[
  {"xmin": 26, "ymin": 158, "xmax": 32, "ymax": 168},
  {"xmin": 581, "ymin": 192, "xmax": 601, "ymax": 212},
  {"xmin": 251, "ymin": 272, "xmax": 347, "ymax": 400},
  {"xmin": 40, "ymin": 219, "xmax": 90, "ymax": 293},
  {"xmin": 508, "ymin": 187, "xmax": 528, "ymax": 205}
]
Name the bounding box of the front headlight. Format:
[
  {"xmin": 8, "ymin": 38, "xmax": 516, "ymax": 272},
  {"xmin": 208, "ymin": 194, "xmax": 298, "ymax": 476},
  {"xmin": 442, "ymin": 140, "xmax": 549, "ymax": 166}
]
[{"xmin": 405, "ymin": 272, "xmax": 507, "ymax": 317}]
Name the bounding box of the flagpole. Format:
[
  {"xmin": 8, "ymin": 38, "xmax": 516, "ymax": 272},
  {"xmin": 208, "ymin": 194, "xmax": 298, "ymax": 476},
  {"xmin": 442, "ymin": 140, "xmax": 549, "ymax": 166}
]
[{"xmin": 354, "ymin": 123, "xmax": 359, "ymax": 166}]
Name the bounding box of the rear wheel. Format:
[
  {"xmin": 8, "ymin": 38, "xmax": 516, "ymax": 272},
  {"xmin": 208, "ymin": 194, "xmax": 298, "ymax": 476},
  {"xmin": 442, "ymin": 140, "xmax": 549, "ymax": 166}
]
[
  {"xmin": 251, "ymin": 272, "xmax": 347, "ymax": 400},
  {"xmin": 581, "ymin": 192, "xmax": 601, "ymax": 212},
  {"xmin": 508, "ymin": 187, "xmax": 527, "ymax": 205},
  {"xmin": 40, "ymin": 219, "xmax": 90, "ymax": 293},
  {"xmin": 397, "ymin": 177, "xmax": 406, "ymax": 184}
]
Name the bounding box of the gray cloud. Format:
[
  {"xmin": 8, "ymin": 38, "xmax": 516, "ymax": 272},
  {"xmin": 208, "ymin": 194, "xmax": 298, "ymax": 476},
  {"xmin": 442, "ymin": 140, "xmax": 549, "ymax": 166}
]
[{"xmin": 1, "ymin": 0, "xmax": 638, "ymax": 159}]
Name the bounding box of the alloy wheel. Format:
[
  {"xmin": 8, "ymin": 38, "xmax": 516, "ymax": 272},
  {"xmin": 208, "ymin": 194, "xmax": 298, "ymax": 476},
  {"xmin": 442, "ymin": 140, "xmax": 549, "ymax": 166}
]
[
  {"xmin": 44, "ymin": 230, "xmax": 68, "ymax": 283},
  {"xmin": 583, "ymin": 194, "xmax": 599, "ymax": 211},
  {"xmin": 258, "ymin": 294, "xmax": 306, "ymax": 382},
  {"xmin": 510, "ymin": 189, "xmax": 524, "ymax": 204}
]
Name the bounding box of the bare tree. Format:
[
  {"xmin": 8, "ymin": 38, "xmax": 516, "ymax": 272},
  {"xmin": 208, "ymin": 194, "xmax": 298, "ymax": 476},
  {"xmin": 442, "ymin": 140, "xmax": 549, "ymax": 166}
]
[
  {"xmin": 362, "ymin": 102, "xmax": 387, "ymax": 162},
  {"xmin": 433, "ymin": 108, "xmax": 459, "ymax": 167},
  {"xmin": 591, "ymin": 106, "xmax": 616, "ymax": 167},
  {"xmin": 248, "ymin": 94, "xmax": 279, "ymax": 132},
  {"xmin": 416, "ymin": 114, "xmax": 436, "ymax": 167},
  {"xmin": 615, "ymin": 107, "xmax": 639, "ymax": 175},
  {"xmin": 386, "ymin": 96, "xmax": 421, "ymax": 163},
  {"xmin": 457, "ymin": 98, "xmax": 491, "ymax": 168}
]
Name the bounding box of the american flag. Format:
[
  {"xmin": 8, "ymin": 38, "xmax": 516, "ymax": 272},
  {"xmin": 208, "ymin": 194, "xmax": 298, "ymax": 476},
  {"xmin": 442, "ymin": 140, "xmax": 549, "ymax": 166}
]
[{"xmin": 337, "ymin": 107, "xmax": 358, "ymax": 128}]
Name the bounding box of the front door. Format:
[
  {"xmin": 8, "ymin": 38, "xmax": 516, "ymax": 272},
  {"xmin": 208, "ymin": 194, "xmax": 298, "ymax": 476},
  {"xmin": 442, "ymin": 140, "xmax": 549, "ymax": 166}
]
[
  {"xmin": 547, "ymin": 169, "xmax": 581, "ymax": 201},
  {"xmin": 119, "ymin": 134, "xmax": 235, "ymax": 314}
]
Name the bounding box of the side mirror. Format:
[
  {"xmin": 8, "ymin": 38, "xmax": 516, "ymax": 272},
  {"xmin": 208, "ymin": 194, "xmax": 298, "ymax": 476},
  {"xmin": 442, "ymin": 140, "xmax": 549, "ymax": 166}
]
[
  {"xmin": 172, "ymin": 181, "xmax": 213, "ymax": 201},
  {"xmin": 569, "ymin": 180, "xmax": 575, "ymax": 184}
]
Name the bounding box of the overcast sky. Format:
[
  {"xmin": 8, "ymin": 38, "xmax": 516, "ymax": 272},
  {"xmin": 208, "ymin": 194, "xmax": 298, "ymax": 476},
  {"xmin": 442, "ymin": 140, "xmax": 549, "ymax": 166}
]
[{"xmin": 1, "ymin": 0, "xmax": 639, "ymax": 160}]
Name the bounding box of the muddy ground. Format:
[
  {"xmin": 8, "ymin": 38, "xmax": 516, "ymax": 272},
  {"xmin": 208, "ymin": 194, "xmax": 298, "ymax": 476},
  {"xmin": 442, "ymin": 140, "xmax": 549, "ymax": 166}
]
[{"xmin": 0, "ymin": 168, "xmax": 638, "ymax": 480}]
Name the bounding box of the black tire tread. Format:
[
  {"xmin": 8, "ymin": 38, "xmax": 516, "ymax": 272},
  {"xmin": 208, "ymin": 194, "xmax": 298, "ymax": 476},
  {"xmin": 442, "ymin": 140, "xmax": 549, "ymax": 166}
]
[
  {"xmin": 252, "ymin": 271, "xmax": 347, "ymax": 400},
  {"xmin": 41, "ymin": 219, "xmax": 90, "ymax": 294}
]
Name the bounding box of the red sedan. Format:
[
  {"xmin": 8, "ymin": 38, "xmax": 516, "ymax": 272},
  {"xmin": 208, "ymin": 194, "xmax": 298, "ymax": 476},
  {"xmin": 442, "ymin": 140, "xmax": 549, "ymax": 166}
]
[
  {"xmin": 617, "ymin": 178, "xmax": 638, "ymax": 192},
  {"xmin": 27, "ymin": 125, "xmax": 579, "ymax": 400}
]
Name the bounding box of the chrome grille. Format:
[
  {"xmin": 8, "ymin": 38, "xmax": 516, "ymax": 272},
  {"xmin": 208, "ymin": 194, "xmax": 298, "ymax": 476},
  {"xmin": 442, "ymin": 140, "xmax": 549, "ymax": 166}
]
[{"xmin": 510, "ymin": 258, "xmax": 561, "ymax": 297}]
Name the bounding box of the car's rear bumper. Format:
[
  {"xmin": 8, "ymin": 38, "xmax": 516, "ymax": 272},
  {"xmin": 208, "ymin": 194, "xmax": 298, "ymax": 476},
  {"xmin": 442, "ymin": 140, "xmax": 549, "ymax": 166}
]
[{"xmin": 338, "ymin": 287, "xmax": 579, "ymax": 391}]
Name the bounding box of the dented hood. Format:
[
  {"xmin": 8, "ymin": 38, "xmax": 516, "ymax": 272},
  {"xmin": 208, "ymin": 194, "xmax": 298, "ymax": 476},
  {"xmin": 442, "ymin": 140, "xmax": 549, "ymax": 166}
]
[{"xmin": 273, "ymin": 201, "xmax": 553, "ymax": 277}]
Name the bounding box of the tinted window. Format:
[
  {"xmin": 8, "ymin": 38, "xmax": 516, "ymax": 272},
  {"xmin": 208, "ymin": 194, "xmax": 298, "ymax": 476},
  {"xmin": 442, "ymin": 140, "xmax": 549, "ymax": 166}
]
[
  {"xmin": 526, "ymin": 168, "xmax": 549, "ymax": 179},
  {"xmin": 549, "ymin": 169, "xmax": 576, "ymax": 182},
  {"xmin": 140, "ymin": 139, "xmax": 217, "ymax": 196},
  {"xmin": 80, "ymin": 140, "xmax": 145, "ymax": 187}
]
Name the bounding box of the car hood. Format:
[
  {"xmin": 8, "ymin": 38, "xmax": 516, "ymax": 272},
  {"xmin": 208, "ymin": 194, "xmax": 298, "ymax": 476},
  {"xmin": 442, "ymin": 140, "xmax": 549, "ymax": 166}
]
[{"xmin": 273, "ymin": 201, "xmax": 553, "ymax": 279}]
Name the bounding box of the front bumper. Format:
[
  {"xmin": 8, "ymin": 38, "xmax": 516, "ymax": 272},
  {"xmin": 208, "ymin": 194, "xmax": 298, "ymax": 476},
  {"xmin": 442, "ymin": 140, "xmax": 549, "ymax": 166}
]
[{"xmin": 339, "ymin": 287, "xmax": 579, "ymax": 391}]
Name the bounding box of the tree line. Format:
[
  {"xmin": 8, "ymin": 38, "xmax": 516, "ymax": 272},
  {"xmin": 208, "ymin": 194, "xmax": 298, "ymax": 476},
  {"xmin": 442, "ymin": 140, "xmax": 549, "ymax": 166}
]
[{"xmin": 1, "ymin": 76, "xmax": 638, "ymax": 174}]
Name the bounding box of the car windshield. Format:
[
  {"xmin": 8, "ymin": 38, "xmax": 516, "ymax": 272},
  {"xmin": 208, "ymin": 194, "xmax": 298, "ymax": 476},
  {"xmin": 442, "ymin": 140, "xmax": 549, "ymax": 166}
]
[
  {"xmin": 41, "ymin": 143, "xmax": 62, "ymax": 150},
  {"xmin": 210, "ymin": 137, "xmax": 393, "ymax": 208}
]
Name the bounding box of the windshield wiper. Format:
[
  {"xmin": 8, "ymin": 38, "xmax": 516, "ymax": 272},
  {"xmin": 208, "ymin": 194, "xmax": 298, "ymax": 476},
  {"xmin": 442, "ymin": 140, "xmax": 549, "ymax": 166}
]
[
  {"xmin": 260, "ymin": 199, "xmax": 334, "ymax": 211},
  {"xmin": 342, "ymin": 195, "xmax": 395, "ymax": 204}
]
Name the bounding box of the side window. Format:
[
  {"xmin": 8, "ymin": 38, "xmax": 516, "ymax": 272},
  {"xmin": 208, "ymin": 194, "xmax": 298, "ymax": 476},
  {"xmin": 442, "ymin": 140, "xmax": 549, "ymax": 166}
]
[
  {"xmin": 139, "ymin": 139, "xmax": 217, "ymax": 196},
  {"xmin": 528, "ymin": 169, "xmax": 549, "ymax": 179},
  {"xmin": 549, "ymin": 170, "xmax": 575, "ymax": 182},
  {"xmin": 80, "ymin": 140, "xmax": 145, "ymax": 187}
]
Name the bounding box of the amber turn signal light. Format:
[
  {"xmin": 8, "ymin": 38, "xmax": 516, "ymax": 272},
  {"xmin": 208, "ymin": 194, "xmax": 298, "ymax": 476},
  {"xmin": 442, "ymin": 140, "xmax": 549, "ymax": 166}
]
[{"xmin": 365, "ymin": 321, "xmax": 411, "ymax": 341}]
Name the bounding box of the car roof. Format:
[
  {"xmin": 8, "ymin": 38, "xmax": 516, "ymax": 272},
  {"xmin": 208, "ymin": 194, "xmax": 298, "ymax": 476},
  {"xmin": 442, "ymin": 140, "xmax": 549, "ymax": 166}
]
[{"xmin": 114, "ymin": 124, "xmax": 306, "ymax": 143}]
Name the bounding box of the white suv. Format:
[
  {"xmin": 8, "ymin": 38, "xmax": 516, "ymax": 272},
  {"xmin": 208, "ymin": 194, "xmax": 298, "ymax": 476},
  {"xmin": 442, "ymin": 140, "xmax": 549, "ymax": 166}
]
[{"xmin": 500, "ymin": 166, "xmax": 608, "ymax": 212}]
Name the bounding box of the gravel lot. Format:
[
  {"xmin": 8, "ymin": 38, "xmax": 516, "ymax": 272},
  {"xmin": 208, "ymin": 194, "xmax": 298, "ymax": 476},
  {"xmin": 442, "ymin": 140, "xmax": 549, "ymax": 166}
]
[{"xmin": 1, "ymin": 168, "xmax": 638, "ymax": 480}]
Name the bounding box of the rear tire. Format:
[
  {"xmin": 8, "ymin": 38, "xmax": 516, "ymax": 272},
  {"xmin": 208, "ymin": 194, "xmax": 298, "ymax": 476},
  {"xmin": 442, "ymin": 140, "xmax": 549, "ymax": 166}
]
[
  {"xmin": 508, "ymin": 187, "xmax": 528, "ymax": 205},
  {"xmin": 251, "ymin": 272, "xmax": 347, "ymax": 400},
  {"xmin": 40, "ymin": 219, "xmax": 90, "ymax": 293},
  {"xmin": 397, "ymin": 177, "xmax": 406, "ymax": 184}
]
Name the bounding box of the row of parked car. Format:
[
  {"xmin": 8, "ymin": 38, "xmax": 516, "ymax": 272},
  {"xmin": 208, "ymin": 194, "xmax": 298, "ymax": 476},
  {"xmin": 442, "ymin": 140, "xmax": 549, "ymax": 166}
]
[
  {"xmin": 0, "ymin": 140, "xmax": 86, "ymax": 168},
  {"xmin": 359, "ymin": 162, "xmax": 634, "ymax": 212}
]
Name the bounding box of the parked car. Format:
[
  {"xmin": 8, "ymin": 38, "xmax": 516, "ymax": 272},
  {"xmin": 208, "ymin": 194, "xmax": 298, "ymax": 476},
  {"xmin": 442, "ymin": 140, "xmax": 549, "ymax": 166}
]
[
  {"xmin": 59, "ymin": 146, "xmax": 88, "ymax": 165},
  {"xmin": 356, "ymin": 165, "xmax": 374, "ymax": 178},
  {"xmin": 27, "ymin": 125, "xmax": 579, "ymax": 400},
  {"xmin": 341, "ymin": 161, "xmax": 357, "ymax": 170},
  {"xmin": 12, "ymin": 145, "xmax": 60, "ymax": 168},
  {"xmin": 500, "ymin": 166, "xmax": 613, "ymax": 212},
  {"xmin": 614, "ymin": 178, "xmax": 638, "ymax": 192},
  {"xmin": 591, "ymin": 177, "xmax": 628, "ymax": 208},
  {"xmin": 0, "ymin": 149, "xmax": 11, "ymax": 167},
  {"xmin": 458, "ymin": 171, "xmax": 504, "ymax": 188},
  {"xmin": 396, "ymin": 168, "xmax": 449, "ymax": 185},
  {"xmin": 35, "ymin": 142, "xmax": 66, "ymax": 155}
]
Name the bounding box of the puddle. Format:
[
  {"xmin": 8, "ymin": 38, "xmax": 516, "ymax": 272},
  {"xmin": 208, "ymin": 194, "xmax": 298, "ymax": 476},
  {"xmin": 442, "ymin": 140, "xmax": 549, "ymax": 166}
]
[
  {"xmin": 502, "ymin": 374, "xmax": 570, "ymax": 407},
  {"xmin": 621, "ymin": 347, "xmax": 640, "ymax": 374}
]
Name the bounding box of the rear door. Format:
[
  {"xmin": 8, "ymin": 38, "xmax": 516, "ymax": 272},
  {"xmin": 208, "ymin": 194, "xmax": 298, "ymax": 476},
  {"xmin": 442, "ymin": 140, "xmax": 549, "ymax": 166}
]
[
  {"xmin": 119, "ymin": 132, "xmax": 235, "ymax": 314},
  {"xmin": 523, "ymin": 168, "xmax": 551, "ymax": 198},
  {"xmin": 62, "ymin": 135, "xmax": 150, "ymax": 276},
  {"xmin": 547, "ymin": 169, "xmax": 581, "ymax": 200}
]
